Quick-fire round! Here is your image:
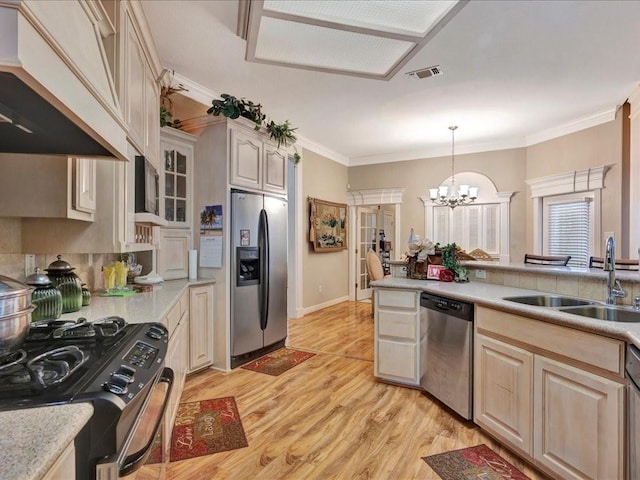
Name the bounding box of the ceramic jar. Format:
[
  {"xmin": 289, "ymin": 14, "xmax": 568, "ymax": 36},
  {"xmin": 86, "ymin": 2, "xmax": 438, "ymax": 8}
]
[
  {"xmin": 81, "ymin": 284, "xmax": 91, "ymax": 306},
  {"xmin": 45, "ymin": 255, "xmax": 83, "ymax": 313},
  {"xmin": 25, "ymin": 268, "xmax": 62, "ymax": 321}
]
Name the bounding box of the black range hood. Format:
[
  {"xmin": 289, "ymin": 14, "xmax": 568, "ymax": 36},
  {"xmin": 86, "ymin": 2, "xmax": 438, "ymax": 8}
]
[{"xmin": 0, "ymin": 72, "xmax": 112, "ymax": 156}]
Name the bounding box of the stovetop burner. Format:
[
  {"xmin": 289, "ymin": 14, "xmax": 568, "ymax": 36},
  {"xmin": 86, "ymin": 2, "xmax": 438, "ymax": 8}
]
[
  {"xmin": 28, "ymin": 316, "xmax": 126, "ymax": 341},
  {"xmin": 0, "ymin": 349, "xmax": 27, "ymax": 371}
]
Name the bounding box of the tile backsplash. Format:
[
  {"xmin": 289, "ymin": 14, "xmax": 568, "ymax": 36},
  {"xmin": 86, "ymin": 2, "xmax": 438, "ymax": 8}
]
[{"xmin": 0, "ymin": 217, "xmax": 152, "ymax": 291}]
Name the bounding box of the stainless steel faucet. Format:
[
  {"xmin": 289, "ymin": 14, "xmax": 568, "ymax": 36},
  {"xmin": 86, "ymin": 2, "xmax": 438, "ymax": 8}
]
[{"xmin": 604, "ymin": 236, "xmax": 627, "ymax": 304}]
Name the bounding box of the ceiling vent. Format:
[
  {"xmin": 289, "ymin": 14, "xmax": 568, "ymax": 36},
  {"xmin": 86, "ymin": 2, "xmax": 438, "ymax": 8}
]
[{"xmin": 406, "ymin": 65, "xmax": 443, "ymax": 80}]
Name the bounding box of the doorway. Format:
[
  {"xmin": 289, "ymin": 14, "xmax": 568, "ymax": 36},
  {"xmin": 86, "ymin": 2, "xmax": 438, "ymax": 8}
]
[
  {"xmin": 355, "ymin": 207, "xmax": 377, "ymax": 301},
  {"xmin": 346, "ymin": 188, "xmax": 404, "ymax": 302}
]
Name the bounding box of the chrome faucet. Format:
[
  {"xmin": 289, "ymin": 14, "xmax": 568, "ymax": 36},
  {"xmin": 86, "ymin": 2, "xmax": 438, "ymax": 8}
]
[{"xmin": 604, "ymin": 236, "xmax": 627, "ymax": 304}]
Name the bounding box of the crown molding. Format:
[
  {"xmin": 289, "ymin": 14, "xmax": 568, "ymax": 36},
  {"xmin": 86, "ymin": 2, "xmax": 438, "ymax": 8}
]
[
  {"xmin": 525, "ymin": 109, "xmax": 617, "ymax": 147},
  {"xmin": 168, "ymin": 72, "xmax": 219, "ymax": 107},
  {"xmin": 295, "ymin": 134, "xmax": 349, "ymax": 166}
]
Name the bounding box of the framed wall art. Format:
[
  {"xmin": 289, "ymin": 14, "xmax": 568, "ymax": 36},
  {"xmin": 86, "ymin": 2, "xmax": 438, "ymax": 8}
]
[{"xmin": 309, "ymin": 198, "xmax": 348, "ymax": 252}]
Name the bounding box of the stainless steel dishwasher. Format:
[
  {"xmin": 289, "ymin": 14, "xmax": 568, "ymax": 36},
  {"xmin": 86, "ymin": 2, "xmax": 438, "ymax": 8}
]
[
  {"xmin": 420, "ymin": 292, "xmax": 474, "ymax": 420},
  {"xmin": 627, "ymin": 344, "xmax": 640, "ymax": 480}
]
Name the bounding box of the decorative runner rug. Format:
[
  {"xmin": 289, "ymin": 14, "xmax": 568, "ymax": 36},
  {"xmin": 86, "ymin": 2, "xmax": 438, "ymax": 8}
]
[
  {"xmin": 241, "ymin": 348, "xmax": 315, "ymax": 376},
  {"xmin": 169, "ymin": 397, "xmax": 248, "ymax": 462},
  {"xmin": 422, "ymin": 444, "xmax": 530, "ymax": 480}
]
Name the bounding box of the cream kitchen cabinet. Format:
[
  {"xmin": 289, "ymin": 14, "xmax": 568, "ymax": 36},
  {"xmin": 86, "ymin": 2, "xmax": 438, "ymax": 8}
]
[
  {"xmin": 156, "ymin": 228, "xmax": 191, "ymax": 280},
  {"xmin": 189, "ymin": 284, "xmax": 215, "ymax": 373},
  {"xmin": 42, "ymin": 441, "xmax": 75, "ymax": 480},
  {"xmin": 474, "ymin": 334, "xmax": 533, "ymax": 457},
  {"xmin": 374, "ymin": 288, "xmax": 425, "ymax": 387},
  {"xmin": 117, "ymin": 1, "xmax": 160, "ymax": 168},
  {"xmin": 21, "ymin": 142, "xmax": 164, "ymax": 254},
  {"xmin": 160, "ymin": 127, "xmax": 196, "ymax": 227},
  {"xmin": 475, "ymin": 306, "xmax": 625, "ymax": 480},
  {"xmin": 230, "ymin": 125, "xmax": 287, "ymax": 195},
  {"xmin": 164, "ymin": 293, "xmax": 188, "ymax": 457},
  {"xmin": 0, "ymin": 155, "xmax": 96, "ymax": 221}
]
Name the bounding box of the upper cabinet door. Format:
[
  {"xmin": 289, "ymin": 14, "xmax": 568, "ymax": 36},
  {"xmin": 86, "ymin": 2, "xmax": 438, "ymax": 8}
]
[
  {"xmin": 160, "ymin": 129, "xmax": 196, "ymax": 228},
  {"xmin": 72, "ymin": 158, "xmax": 97, "ymax": 215},
  {"xmin": 123, "ymin": 10, "xmax": 145, "ymax": 151},
  {"xmin": 230, "ymin": 128, "xmax": 263, "ymax": 190},
  {"xmin": 263, "ymin": 141, "xmax": 287, "ymax": 195},
  {"xmin": 229, "ymin": 126, "xmax": 287, "ymax": 195}
]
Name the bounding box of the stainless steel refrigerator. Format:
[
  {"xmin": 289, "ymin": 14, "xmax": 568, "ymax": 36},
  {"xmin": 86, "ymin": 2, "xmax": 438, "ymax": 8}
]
[{"xmin": 230, "ymin": 189, "xmax": 288, "ymax": 368}]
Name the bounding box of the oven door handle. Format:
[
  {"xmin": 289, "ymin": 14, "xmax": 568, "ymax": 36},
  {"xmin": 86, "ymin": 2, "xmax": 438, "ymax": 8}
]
[{"xmin": 120, "ymin": 367, "xmax": 174, "ymax": 476}]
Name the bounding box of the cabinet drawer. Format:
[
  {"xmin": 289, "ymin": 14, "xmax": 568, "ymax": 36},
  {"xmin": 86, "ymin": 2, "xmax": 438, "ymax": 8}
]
[
  {"xmin": 165, "ymin": 292, "xmax": 188, "ymax": 337},
  {"xmin": 376, "ymin": 339, "xmax": 417, "ymax": 381},
  {"xmin": 476, "ymin": 306, "xmax": 624, "ymax": 376},
  {"xmin": 377, "ymin": 289, "xmax": 417, "ymax": 309},
  {"xmin": 378, "ymin": 310, "xmax": 418, "ymax": 340},
  {"xmin": 165, "ymin": 301, "xmax": 181, "ymax": 336}
]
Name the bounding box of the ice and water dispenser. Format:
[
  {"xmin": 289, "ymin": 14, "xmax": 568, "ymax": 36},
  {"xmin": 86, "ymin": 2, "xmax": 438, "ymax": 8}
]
[{"xmin": 236, "ymin": 247, "xmax": 260, "ymax": 286}]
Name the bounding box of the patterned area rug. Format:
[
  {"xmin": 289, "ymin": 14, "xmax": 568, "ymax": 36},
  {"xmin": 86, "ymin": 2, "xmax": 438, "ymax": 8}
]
[
  {"xmin": 422, "ymin": 444, "xmax": 530, "ymax": 480},
  {"xmin": 241, "ymin": 348, "xmax": 315, "ymax": 376},
  {"xmin": 170, "ymin": 397, "xmax": 248, "ymax": 462}
]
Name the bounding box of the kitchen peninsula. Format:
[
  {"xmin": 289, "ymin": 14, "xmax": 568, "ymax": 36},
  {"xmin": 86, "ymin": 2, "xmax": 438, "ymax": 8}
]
[{"xmin": 372, "ymin": 263, "xmax": 639, "ymax": 480}]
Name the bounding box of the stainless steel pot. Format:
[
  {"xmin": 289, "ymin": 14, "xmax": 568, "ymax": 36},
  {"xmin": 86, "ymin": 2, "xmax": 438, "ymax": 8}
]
[
  {"xmin": 0, "ymin": 275, "xmax": 34, "ymax": 354},
  {"xmin": 0, "ymin": 274, "xmax": 33, "ymax": 316},
  {"xmin": 0, "ymin": 305, "xmax": 35, "ymax": 355}
]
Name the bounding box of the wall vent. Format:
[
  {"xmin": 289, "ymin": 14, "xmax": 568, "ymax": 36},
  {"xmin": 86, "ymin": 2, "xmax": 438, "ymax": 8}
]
[{"xmin": 406, "ymin": 65, "xmax": 443, "ymax": 80}]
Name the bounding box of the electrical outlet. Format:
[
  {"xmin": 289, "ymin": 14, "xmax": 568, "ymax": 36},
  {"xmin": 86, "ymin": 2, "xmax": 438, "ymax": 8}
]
[
  {"xmin": 475, "ymin": 269, "xmax": 487, "ymax": 279},
  {"xmin": 24, "ymin": 254, "xmax": 36, "ymax": 278},
  {"xmin": 319, "ymin": 285, "xmax": 323, "ymax": 293}
]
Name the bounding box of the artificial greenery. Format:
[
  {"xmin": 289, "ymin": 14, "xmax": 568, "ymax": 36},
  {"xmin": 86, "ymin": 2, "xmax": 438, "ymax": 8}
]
[
  {"xmin": 438, "ymin": 242, "xmax": 469, "ymax": 282},
  {"xmin": 160, "ymin": 106, "xmax": 182, "ymax": 129},
  {"xmin": 207, "ymin": 94, "xmax": 298, "ymax": 150}
]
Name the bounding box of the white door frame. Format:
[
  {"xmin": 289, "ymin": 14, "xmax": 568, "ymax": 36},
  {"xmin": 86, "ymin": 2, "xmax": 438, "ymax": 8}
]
[
  {"xmin": 355, "ymin": 207, "xmax": 377, "ymax": 300},
  {"xmin": 347, "ymin": 188, "xmax": 404, "ymax": 301},
  {"xmin": 287, "ymin": 158, "xmax": 303, "ymax": 318}
]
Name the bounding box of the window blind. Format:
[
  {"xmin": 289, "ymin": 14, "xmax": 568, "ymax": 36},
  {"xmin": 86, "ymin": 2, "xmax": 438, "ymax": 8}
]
[{"xmin": 547, "ymin": 200, "xmax": 591, "ymax": 267}]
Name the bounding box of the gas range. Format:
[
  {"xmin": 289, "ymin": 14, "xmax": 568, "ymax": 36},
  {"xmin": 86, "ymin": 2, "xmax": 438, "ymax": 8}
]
[{"xmin": 0, "ymin": 316, "xmax": 172, "ymax": 479}]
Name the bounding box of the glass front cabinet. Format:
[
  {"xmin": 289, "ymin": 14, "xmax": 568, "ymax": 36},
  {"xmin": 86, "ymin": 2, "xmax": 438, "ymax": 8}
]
[{"xmin": 160, "ymin": 128, "xmax": 196, "ymax": 228}]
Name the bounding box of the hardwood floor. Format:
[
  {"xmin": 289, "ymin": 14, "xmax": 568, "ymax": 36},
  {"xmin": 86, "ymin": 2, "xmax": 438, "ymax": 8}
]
[{"xmin": 164, "ymin": 301, "xmax": 549, "ymax": 480}]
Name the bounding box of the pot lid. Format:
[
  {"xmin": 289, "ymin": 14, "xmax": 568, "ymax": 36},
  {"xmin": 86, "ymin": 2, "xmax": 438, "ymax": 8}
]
[
  {"xmin": 0, "ymin": 274, "xmax": 32, "ymax": 297},
  {"xmin": 45, "ymin": 255, "xmax": 75, "ymax": 273},
  {"xmin": 25, "ymin": 268, "xmax": 52, "ymax": 286}
]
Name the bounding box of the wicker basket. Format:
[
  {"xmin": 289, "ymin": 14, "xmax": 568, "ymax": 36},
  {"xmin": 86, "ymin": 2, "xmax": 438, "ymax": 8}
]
[{"xmin": 407, "ymin": 251, "xmax": 442, "ymax": 279}]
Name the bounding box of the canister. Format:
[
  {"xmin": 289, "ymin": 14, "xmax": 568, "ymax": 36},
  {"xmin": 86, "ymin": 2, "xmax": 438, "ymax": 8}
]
[
  {"xmin": 25, "ymin": 268, "xmax": 62, "ymax": 321},
  {"xmin": 45, "ymin": 255, "xmax": 83, "ymax": 313}
]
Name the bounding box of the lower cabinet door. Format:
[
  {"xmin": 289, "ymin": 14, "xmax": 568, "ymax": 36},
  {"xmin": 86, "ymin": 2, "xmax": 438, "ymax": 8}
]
[
  {"xmin": 533, "ymin": 355, "xmax": 624, "ymax": 480},
  {"xmin": 164, "ymin": 318, "xmax": 188, "ymax": 456},
  {"xmin": 43, "ymin": 441, "xmax": 75, "ymax": 480},
  {"xmin": 376, "ymin": 338, "xmax": 418, "ymax": 385},
  {"xmin": 189, "ymin": 284, "xmax": 214, "ymax": 372},
  {"xmin": 474, "ymin": 334, "xmax": 533, "ymax": 457}
]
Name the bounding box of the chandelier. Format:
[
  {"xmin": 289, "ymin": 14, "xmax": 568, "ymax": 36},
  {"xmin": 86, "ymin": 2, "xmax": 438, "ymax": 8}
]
[{"xmin": 429, "ymin": 126, "xmax": 478, "ymax": 209}]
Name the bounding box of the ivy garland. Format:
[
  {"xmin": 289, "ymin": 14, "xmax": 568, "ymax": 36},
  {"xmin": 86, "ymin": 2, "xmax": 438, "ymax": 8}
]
[{"xmin": 207, "ymin": 94, "xmax": 299, "ymax": 151}]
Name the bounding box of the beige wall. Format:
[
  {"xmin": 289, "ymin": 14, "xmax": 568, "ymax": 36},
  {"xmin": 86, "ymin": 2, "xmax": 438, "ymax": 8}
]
[
  {"xmin": 525, "ymin": 115, "xmax": 624, "ymax": 255},
  {"xmin": 348, "ymin": 148, "xmax": 528, "ymax": 260},
  {"xmin": 302, "ymin": 149, "xmax": 349, "ymax": 309}
]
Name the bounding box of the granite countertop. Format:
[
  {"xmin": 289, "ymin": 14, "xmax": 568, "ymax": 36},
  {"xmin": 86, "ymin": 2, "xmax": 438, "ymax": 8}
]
[
  {"xmin": 59, "ymin": 277, "xmax": 216, "ymax": 324},
  {"xmin": 371, "ymin": 277, "xmax": 640, "ymax": 349},
  {"xmin": 9, "ymin": 277, "xmax": 216, "ymax": 480},
  {"xmin": 0, "ymin": 403, "xmax": 93, "ymax": 480}
]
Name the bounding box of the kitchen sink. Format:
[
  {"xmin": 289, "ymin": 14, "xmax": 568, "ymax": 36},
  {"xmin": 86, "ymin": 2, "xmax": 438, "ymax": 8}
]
[
  {"xmin": 502, "ymin": 295, "xmax": 596, "ymax": 307},
  {"xmin": 560, "ymin": 305, "xmax": 640, "ymax": 323}
]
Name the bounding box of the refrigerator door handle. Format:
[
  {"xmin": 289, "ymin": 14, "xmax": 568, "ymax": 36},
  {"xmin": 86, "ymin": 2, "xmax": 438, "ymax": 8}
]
[{"xmin": 259, "ymin": 208, "xmax": 270, "ymax": 330}]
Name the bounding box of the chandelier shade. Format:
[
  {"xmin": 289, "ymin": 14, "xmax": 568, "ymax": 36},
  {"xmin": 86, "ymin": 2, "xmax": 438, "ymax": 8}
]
[{"xmin": 430, "ymin": 126, "xmax": 478, "ymax": 209}]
